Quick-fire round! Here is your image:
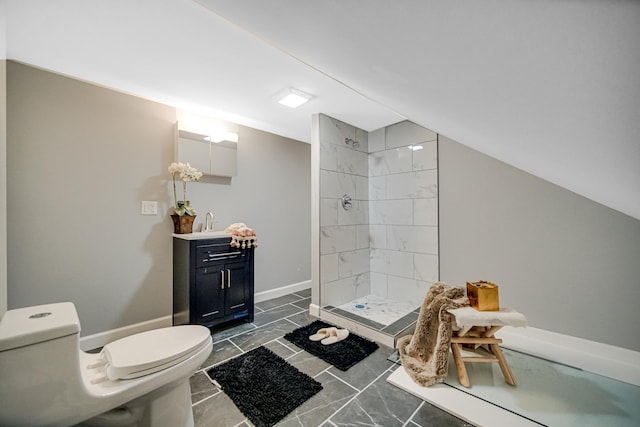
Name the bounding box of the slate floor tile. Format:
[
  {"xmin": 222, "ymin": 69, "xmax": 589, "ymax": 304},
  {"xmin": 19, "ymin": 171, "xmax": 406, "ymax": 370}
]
[
  {"xmin": 329, "ymin": 370, "xmax": 423, "ymax": 426},
  {"xmin": 256, "ymin": 294, "xmax": 304, "ymax": 311},
  {"xmin": 229, "ymin": 318, "xmax": 298, "ymax": 351},
  {"xmin": 285, "ymin": 348, "xmax": 332, "ymax": 378},
  {"xmin": 253, "ymin": 303, "xmax": 303, "ymax": 327},
  {"xmin": 189, "ymin": 371, "xmax": 218, "ymax": 404},
  {"xmin": 291, "ymin": 296, "xmax": 311, "ymax": 309},
  {"xmin": 410, "ymin": 401, "xmax": 474, "ymax": 427},
  {"xmin": 193, "ymin": 391, "xmax": 246, "ymax": 427},
  {"xmin": 328, "ymin": 345, "xmax": 396, "ymax": 391},
  {"xmin": 276, "ymin": 371, "xmax": 358, "ymax": 426},
  {"xmin": 210, "ymin": 321, "xmax": 256, "ymax": 343},
  {"xmin": 293, "ymin": 288, "xmax": 312, "ymax": 298},
  {"xmin": 285, "ymin": 310, "xmax": 316, "ymax": 327},
  {"xmin": 199, "ymin": 339, "xmax": 242, "ymax": 370}
]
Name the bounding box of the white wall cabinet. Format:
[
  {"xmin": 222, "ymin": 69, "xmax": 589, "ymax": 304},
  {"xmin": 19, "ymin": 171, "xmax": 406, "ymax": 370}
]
[{"xmin": 177, "ymin": 129, "xmax": 237, "ymax": 177}]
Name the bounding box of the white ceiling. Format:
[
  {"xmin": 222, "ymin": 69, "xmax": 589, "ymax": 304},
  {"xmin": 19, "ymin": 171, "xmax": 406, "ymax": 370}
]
[{"xmin": 3, "ymin": 0, "xmax": 640, "ymax": 220}]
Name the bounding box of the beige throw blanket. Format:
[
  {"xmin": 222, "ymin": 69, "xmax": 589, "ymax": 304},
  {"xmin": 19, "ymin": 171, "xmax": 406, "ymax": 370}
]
[{"xmin": 396, "ymin": 282, "xmax": 468, "ymax": 387}]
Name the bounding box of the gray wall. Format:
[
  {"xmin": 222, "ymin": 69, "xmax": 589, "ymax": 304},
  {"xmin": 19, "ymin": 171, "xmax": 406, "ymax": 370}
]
[
  {"xmin": 439, "ymin": 135, "xmax": 640, "ymax": 352},
  {"xmin": 6, "ymin": 62, "xmax": 311, "ymax": 335},
  {"xmin": 0, "ymin": 59, "xmax": 6, "ymax": 316},
  {"xmin": 7, "ymin": 61, "xmax": 177, "ymax": 335},
  {"xmin": 185, "ymin": 124, "xmax": 311, "ymax": 294}
]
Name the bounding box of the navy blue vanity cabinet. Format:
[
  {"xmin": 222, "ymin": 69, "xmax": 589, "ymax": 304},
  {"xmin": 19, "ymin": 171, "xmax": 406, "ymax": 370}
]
[{"xmin": 173, "ymin": 236, "xmax": 254, "ymax": 329}]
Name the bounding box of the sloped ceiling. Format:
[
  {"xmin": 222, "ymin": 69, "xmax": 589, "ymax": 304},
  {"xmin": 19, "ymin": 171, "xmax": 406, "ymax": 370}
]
[{"xmin": 4, "ymin": 0, "xmax": 640, "ymax": 219}]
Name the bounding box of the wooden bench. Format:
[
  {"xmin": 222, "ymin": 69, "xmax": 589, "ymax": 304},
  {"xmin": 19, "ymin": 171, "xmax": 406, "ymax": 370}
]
[{"xmin": 447, "ymin": 307, "xmax": 527, "ymax": 388}]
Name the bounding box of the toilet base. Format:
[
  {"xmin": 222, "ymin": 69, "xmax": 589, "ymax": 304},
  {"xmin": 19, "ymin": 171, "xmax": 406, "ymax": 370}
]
[{"xmin": 79, "ymin": 380, "xmax": 194, "ymax": 427}]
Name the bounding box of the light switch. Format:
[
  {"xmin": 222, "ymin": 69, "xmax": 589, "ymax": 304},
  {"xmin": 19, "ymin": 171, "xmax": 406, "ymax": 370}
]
[{"xmin": 141, "ymin": 200, "xmax": 158, "ymax": 215}]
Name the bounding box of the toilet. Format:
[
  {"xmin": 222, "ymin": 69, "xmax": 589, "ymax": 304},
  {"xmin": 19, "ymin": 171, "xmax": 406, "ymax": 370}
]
[{"xmin": 0, "ymin": 302, "xmax": 213, "ymax": 427}]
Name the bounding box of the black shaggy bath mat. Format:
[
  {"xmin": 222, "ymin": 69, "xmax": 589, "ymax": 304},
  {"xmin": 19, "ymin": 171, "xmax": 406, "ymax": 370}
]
[
  {"xmin": 206, "ymin": 346, "xmax": 322, "ymax": 427},
  {"xmin": 284, "ymin": 320, "xmax": 379, "ymax": 371}
]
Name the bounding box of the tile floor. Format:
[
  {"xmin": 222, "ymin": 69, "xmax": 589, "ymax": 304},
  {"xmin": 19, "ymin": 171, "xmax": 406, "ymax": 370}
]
[{"xmin": 189, "ymin": 289, "xmax": 471, "ymax": 427}]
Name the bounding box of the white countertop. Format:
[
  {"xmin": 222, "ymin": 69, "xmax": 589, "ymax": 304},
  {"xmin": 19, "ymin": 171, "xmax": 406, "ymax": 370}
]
[{"xmin": 173, "ymin": 231, "xmax": 231, "ymax": 240}]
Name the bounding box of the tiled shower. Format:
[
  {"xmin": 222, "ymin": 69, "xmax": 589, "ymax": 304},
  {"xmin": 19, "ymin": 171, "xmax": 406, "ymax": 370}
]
[{"xmin": 314, "ymin": 114, "xmax": 439, "ymax": 344}]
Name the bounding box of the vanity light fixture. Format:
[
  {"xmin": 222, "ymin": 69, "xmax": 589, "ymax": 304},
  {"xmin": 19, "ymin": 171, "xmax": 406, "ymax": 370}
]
[
  {"xmin": 204, "ymin": 131, "xmax": 239, "ymax": 143},
  {"xmin": 277, "ymin": 87, "xmax": 312, "ymax": 108}
]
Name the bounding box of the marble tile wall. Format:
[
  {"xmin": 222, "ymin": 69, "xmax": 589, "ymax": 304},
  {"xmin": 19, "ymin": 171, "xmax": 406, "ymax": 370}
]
[
  {"xmin": 319, "ymin": 114, "xmax": 370, "ymax": 307},
  {"xmin": 368, "ymin": 121, "xmax": 438, "ymax": 303},
  {"xmin": 319, "ymin": 115, "xmax": 439, "ymax": 308}
]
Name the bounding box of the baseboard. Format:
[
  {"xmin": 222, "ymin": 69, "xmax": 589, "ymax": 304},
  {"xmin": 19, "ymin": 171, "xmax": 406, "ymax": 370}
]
[
  {"xmin": 309, "ymin": 303, "xmax": 320, "ymax": 317},
  {"xmin": 79, "ymin": 315, "xmax": 173, "ymax": 351},
  {"xmin": 497, "ymin": 325, "xmax": 640, "ymax": 386},
  {"xmin": 254, "ymin": 280, "xmax": 311, "ymax": 303}
]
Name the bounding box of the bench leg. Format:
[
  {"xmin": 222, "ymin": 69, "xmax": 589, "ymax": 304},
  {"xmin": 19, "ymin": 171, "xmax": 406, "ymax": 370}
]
[
  {"xmin": 450, "ymin": 342, "xmax": 471, "ymax": 387},
  {"xmin": 490, "ymin": 343, "xmax": 516, "ymax": 386}
]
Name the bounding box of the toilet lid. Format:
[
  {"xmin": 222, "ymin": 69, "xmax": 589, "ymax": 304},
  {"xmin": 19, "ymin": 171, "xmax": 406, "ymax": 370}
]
[{"xmin": 101, "ymin": 325, "xmax": 211, "ymax": 380}]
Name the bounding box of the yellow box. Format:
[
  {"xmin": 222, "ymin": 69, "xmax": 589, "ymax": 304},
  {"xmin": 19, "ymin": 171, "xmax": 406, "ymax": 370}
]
[{"xmin": 466, "ymin": 281, "xmax": 499, "ymax": 311}]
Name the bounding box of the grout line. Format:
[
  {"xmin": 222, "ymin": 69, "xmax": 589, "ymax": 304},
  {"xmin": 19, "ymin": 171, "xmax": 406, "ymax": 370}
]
[
  {"xmin": 311, "ymin": 365, "xmax": 333, "ymax": 380},
  {"xmin": 191, "ymin": 389, "xmax": 223, "ymax": 407},
  {"xmin": 211, "ymin": 324, "xmax": 257, "ymax": 344},
  {"xmin": 323, "ymin": 364, "xmax": 397, "ymax": 422},
  {"xmin": 285, "ymin": 316, "xmax": 310, "ymax": 328},
  {"xmin": 292, "ymin": 291, "xmax": 311, "ymax": 299},
  {"xmin": 322, "ymin": 369, "xmax": 361, "ymax": 393},
  {"xmin": 251, "ymin": 307, "xmax": 304, "ymax": 329},
  {"xmin": 274, "ymin": 337, "xmax": 300, "ymax": 354},
  {"xmin": 402, "ymin": 401, "xmax": 424, "ymax": 427},
  {"xmin": 229, "ymin": 340, "xmax": 245, "ymax": 354},
  {"xmin": 283, "ymin": 316, "xmax": 306, "ymax": 328}
]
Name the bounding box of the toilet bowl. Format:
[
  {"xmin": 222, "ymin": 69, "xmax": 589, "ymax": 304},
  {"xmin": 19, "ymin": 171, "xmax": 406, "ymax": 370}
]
[{"xmin": 0, "ymin": 302, "xmax": 213, "ymax": 427}]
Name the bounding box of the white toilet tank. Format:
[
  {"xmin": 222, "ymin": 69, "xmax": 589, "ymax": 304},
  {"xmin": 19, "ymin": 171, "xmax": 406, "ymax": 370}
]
[
  {"xmin": 0, "ymin": 302, "xmax": 81, "ymax": 351},
  {"xmin": 0, "ymin": 302, "xmax": 89, "ymax": 426}
]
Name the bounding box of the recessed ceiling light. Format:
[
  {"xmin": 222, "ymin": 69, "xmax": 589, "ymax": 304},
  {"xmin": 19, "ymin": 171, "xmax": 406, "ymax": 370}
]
[{"xmin": 277, "ymin": 87, "xmax": 312, "ymax": 108}]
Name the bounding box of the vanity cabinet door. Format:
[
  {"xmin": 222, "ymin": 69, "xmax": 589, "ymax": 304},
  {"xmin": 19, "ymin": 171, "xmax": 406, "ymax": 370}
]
[
  {"xmin": 194, "ymin": 266, "xmax": 225, "ymax": 325},
  {"xmin": 224, "ymin": 261, "xmax": 250, "ymax": 316}
]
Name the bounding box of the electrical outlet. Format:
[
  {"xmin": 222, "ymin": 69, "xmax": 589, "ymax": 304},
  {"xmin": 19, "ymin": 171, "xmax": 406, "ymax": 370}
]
[{"xmin": 141, "ymin": 200, "xmax": 158, "ymax": 215}]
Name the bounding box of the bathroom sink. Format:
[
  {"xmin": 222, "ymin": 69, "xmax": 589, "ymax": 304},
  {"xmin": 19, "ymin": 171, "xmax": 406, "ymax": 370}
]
[
  {"xmin": 197, "ymin": 230, "xmax": 229, "ymax": 237},
  {"xmin": 173, "ymin": 230, "xmax": 230, "ymax": 240}
]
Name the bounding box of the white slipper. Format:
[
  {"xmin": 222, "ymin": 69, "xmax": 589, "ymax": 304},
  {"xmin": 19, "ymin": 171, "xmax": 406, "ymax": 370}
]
[
  {"xmin": 309, "ymin": 327, "xmax": 336, "ymax": 341},
  {"xmin": 321, "ymin": 328, "xmax": 349, "ymax": 345}
]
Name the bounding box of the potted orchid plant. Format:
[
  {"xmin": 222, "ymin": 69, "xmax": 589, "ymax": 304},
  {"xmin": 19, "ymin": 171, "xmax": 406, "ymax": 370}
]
[
  {"xmin": 168, "ymin": 162, "xmax": 203, "ymax": 233},
  {"xmin": 169, "ymin": 162, "xmax": 203, "ymax": 215}
]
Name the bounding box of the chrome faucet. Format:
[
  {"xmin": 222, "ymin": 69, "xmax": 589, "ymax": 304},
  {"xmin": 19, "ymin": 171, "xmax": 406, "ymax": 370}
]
[{"xmin": 205, "ymin": 212, "xmax": 214, "ymax": 232}]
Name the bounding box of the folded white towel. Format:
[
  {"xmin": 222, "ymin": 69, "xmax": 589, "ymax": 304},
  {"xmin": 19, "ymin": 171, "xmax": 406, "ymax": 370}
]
[{"xmin": 447, "ymin": 306, "xmax": 527, "ymax": 328}]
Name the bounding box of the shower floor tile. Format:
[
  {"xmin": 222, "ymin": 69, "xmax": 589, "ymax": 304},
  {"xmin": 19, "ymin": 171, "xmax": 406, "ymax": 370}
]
[{"xmin": 336, "ymin": 295, "xmax": 418, "ymax": 326}]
